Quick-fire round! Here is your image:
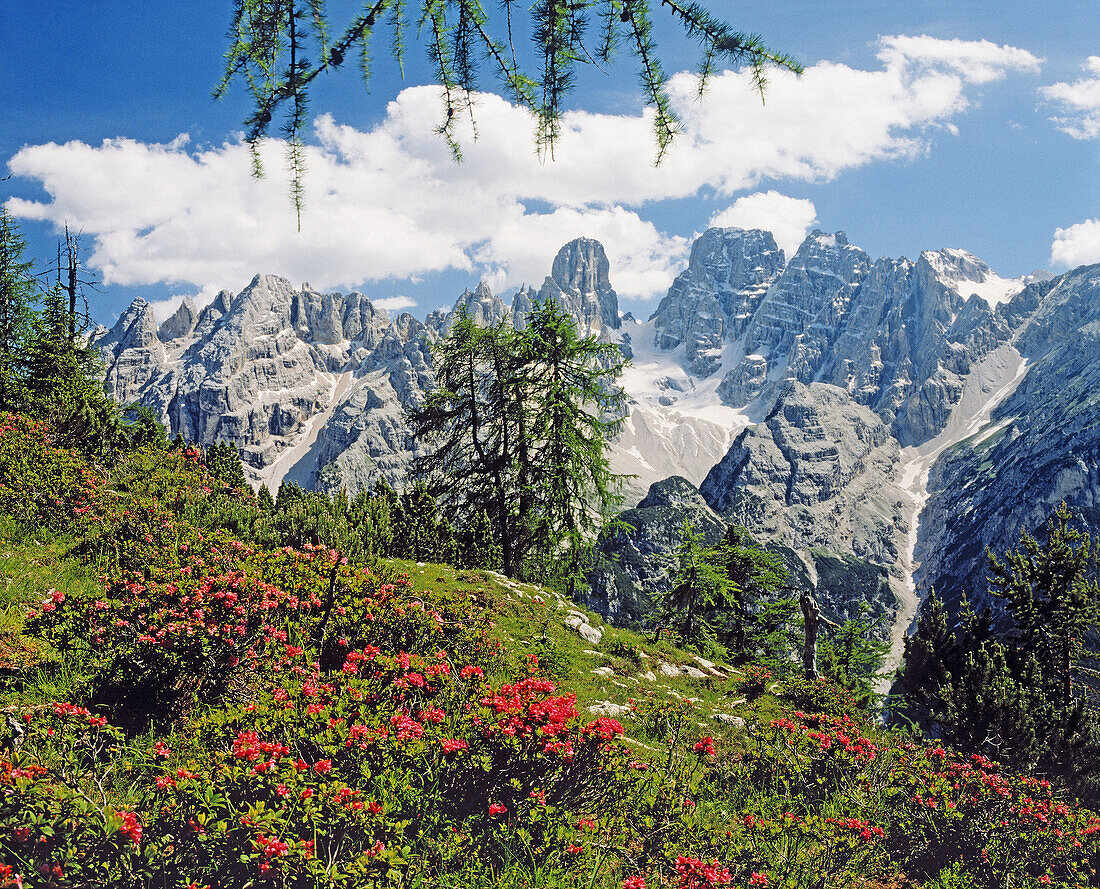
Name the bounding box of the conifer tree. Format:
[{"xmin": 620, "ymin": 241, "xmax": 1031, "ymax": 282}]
[
  {"xmin": 216, "ymin": 0, "xmax": 801, "ymax": 220},
  {"xmin": 205, "ymin": 440, "xmax": 248, "ymax": 490},
  {"xmin": 898, "ymin": 506, "xmax": 1100, "ymax": 797},
  {"xmin": 817, "ymin": 604, "xmax": 889, "ymax": 710},
  {"xmin": 710, "ymin": 524, "xmax": 792, "ymax": 660},
  {"xmin": 257, "ymin": 483, "xmax": 276, "ymax": 512},
  {"xmin": 662, "ymin": 521, "xmax": 727, "ymax": 648},
  {"xmin": 410, "ymin": 298, "xmax": 627, "ymax": 585},
  {"xmin": 0, "ymin": 208, "xmax": 36, "ymax": 411},
  {"xmin": 987, "ymin": 504, "xmax": 1100, "ymax": 708},
  {"xmin": 24, "ymin": 284, "xmax": 124, "ymax": 461},
  {"xmin": 896, "ymin": 588, "xmax": 957, "ymax": 732},
  {"xmin": 275, "ymin": 480, "xmax": 306, "ymax": 512},
  {"xmin": 523, "ymin": 297, "xmax": 628, "ymax": 590}
]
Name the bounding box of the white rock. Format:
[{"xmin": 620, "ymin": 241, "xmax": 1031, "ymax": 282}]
[{"xmin": 588, "ymin": 701, "xmax": 630, "ymax": 718}]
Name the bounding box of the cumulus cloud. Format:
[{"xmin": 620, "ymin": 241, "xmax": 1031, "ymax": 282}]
[
  {"xmin": 877, "ymin": 35, "xmax": 1042, "ymax": 85},
  {"xmin": 1050, "ymin": 218, "xmax": 1100, "ymax": 268},
  {"xmin": 1041, "ymin": 56, "xmax": 1100, "ymax": 140},
  {"xmin": 708, "ymin": 192, "xmax": 818, "ymax": 258},
  {"xmin": 6, "ymin": 34, "xmax": 1042, "ymax": 304},
  {"xmin": 372, "ymin": 295, "xmax": 417, "ymax": 311}
]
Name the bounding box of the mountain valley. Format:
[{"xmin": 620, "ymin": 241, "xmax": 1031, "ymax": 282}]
[{"xmin": 93, "ymin": 228, "xmax": 1100, "ymax": 663}]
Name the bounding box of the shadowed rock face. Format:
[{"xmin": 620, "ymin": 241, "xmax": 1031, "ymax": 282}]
[{"xmin": 915, "ymin": 266, "xmax": 1100, "ymax": 613}]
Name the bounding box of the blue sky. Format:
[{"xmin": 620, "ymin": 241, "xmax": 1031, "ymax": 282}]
[{"xmin": 4, "ymin": 1, "xmax": 1100, "ymax": 324}]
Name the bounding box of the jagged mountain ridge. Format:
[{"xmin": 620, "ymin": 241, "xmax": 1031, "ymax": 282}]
[{"xmin": 95, "ymin": 227, "xmax": 1099, "ymax": 659}]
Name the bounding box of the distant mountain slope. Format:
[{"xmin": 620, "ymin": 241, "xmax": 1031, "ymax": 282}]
[{"xmin": 95, "ymin": 229, "xmax": 1100, "ymax": 657}]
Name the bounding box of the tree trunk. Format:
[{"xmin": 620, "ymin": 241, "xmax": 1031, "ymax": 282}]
[{"xmin": 801, "ymin": 591, "xmax": 820, "ymax": 679}]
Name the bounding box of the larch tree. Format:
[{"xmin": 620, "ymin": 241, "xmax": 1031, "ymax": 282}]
[
  {"xmin": 408, "ymin": 297, "xmax": 627, "ymax": 586},
  {"xmin": 215, "ymin": 0, "xmax": 800, "ymax": 222}
]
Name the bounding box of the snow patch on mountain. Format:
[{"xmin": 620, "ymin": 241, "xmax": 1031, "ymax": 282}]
[{"xmin": 894, "ymin": 344, "xmax": 1029, "ymax": 660}]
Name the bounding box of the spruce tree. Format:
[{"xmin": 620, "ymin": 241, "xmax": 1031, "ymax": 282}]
[
  {"xmin": 898, "ymin": 507, "xmax": 1100, "ymax": 798},
  {"xmin": 23, "ymin": 284, "xmax": 124, "ymax": 461},
  {"xmin": 987, "ymin": 503, "xmax": 1100, "ymax": 708},
  {"xmin": 257, "ymin": 483, "xmax": 276, "ymax": 512},
  {"xmin": 817, "ymin": 605, "xmax": 889, "ymax": 710},
  {"xmin": 0, "ymin": 208, "xmax": 36, "ymax": 412},
  {"xmin": 662, "ymin": 522, "xmax": 728, "ymax": 649},
  {"xmin": 710, "ymin": 524, "xmax": 792, "ymax": 660}
]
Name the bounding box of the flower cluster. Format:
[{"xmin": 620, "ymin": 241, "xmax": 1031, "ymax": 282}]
[{"xmin": 673, "ymin": 855, "xmax": 731, "ymax": 889}]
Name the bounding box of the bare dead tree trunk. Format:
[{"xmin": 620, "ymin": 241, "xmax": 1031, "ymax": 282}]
[{"xmin": 801, "ymin": 591, "xmax": 820, "ymax": 679}]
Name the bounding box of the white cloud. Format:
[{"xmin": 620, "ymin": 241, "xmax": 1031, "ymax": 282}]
[
  {"xmin": 708, "ymin": 192, "xmax": 818, "ymax": 258},
  {"xmin": 7, "ymin": 35, "xmax": 1042, "ymax": 304},
  {"xmin": 372, "ymin": 295, "xmax": 417, "ymax": 312},
  {"xmin": 1050, "ymin": 218, "xmax": 1100, "ymax": 268},
  {"xmin": 1040, "ymin": 56, "xmax": 1100, "ymax": 140},
  {"xmin": 877, "ymin": 35, "xmax": 1042, "ymax": 85}
]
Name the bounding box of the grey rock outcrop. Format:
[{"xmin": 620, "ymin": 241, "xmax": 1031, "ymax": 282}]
[
  {"xmin": 717, "ymin": 231, "xmax": 871, "ymax": 406},
  {"xmin": 699, "ymin": 380, "xmax": 907, "ymax": 625},
  {"xmin": 92, "ymin": 274, "xmax": 435, "ymax": 495},
  {"xmin": 915, "ymin": 265, "xmax": 1100, "ymax": 613},
  {"xmin": 158, "ymin": 297, "xmax": 197, "ymax": 342},
  {"xmin": 538, "ymin": 238, "xmax": 620, "ymax": 337},
  {"xmin": 650, "ymin": 228, "xmax": 784, "ymax": 376},
  {"xmin": 91, "ymin": 240, "xmax": 630, "ymax": 497},
  {"xmin": 95, "ymin": 297, "xmax": 167, "ymax": 403}
]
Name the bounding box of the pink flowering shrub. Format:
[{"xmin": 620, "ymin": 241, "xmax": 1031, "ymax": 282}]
[
  {"xmin": 0, "ymin": 414, "xmax": 101, "ymax": 530},
  {"xmin": 4, "ymin": 415, "xmax": 1100, "ymax": 889},
  {"xmin": 735, "ymin": 665, "xmax": 772, "ymax": 701}
]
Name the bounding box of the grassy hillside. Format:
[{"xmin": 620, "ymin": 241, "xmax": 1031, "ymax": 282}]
[{"xmin": 0, "ymin": 414, "xmax": 1097, "ymax": 889}]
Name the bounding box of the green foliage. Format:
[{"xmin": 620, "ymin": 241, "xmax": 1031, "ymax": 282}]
[
  {"xmin": 203, "ymin": 439, "xmax": 248, "ymax": 490},
  {"xmin": 987, "ymin": 503, "xmax": 1100, "ymax": 708},
  {"xmin": 0, "ymin": 208, "xmax": 36, "ymax": 413},
  {"xmin": 4, "ymin": 417, "xmax": 1100, "ymax": 889},
  {"xmin": 898, "ymin": 505, "xmax": 1100, "ymax": 804},
  {"xmin": 216, "ymin": 0, "xmax": 801, "ymax": 218},
  {"xmin": 662, "ymin": 521, "xmax": 728, "ymax": 649},
  {"xmin": 780, "ymin": 675, "xmax": 864, "ymax": 721},
  {"xmin": 449, "ymin": 507, "xmax": 501, "ymax": 570},
  {"xmin": 22, "ymin": 286, "xmax": 127, "ymax": 464},
  {"xmin": 711, "ymin": 525, "xmax": 797, "ymax": 666},
  {"xmin": 391, "ymin": 481, "xmax": 452, "ymax": 562},
  {"xmin": 817, "ymin": 605, "xmax": 889, "ymax": 711},
  {"xmin": 410, "ymin": 299, "xmax": 627, "ymax": 588},
  {"xmin": 256, "ymin": 481, "xmax": 275, "ymax": 512},
  {"xmin": 659, "ymin": 522, "xmax": 798, "ymax": 664}
]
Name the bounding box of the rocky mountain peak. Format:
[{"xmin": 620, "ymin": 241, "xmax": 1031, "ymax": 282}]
[
  {"xmin": 158, "ymin": 297, "xmax": 198, "ymax": 342},
  {"xmin": 541, "ymin": 238, "xmax": 620, "ymax": 335},
  {"xmin": 636, "ymin": 475, "xmax": 714, "ymax": 511},
  {"xmin": 95, "ymin": 297, "xmax": 166, "ymax": 403},
  {"xmin": 449, "ymin": 281, "xmax": 509, "ymax": 329},
  {"xmin": 649, "ymin": 227, "xmax": 785, "ymax": 376},
  {"xmin": 551, "ymin": 237, "xmax": 611, "ymax": 295}
]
